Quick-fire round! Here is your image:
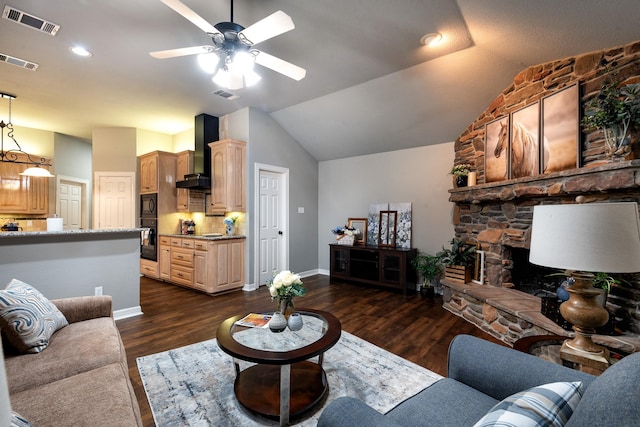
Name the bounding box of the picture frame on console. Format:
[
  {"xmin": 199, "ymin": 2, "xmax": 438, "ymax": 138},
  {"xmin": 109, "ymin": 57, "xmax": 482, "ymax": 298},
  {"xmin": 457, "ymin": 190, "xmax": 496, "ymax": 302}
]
[
  {"xmin": 347, "ymin": 218, "xmax": 367, "ymax": 245},
  {"xmin": 509, "ymin": 102, "xmax": 541, "ymax": 179},
  {"xmin": 378, "ymin": 210, "xmax": 397, "ymax": 248},
  {"xmin": 484, "ymin": 115, "xmax": 510, "ymax": 183},
  {"xmin": 541, "ymin": 83, "xmax": 580, "ymax": 173}
]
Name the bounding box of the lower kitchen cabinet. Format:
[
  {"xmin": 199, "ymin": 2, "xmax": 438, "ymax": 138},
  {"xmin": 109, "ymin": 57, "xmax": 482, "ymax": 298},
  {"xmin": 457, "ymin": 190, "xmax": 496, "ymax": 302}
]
[{"xmin": 151, "ymin": 236, "xmax": 245, "ymax": 294}]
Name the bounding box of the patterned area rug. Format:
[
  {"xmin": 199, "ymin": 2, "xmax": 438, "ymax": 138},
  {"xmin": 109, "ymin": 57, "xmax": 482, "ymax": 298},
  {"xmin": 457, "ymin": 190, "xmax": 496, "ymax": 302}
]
[{"xmin": 137, "ymin": 330, "xmax": 442, "ymax": 426}]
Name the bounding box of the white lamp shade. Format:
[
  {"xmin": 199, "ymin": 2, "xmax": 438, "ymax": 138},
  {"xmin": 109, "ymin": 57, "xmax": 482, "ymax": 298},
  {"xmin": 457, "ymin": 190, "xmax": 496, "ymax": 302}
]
[
  {"xmin": 19, "ymin": 166, "xmax": 54, "ymax": 177},
  {"xmin": 529, "ymin": 202, "xmax": 640, "ymax": 273}
]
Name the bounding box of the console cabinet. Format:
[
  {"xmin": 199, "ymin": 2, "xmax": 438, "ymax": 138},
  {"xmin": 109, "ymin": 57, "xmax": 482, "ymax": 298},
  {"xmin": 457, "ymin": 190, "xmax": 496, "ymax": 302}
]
[{"xmin": 329, "ymin": 244, "xmax": 417, "ymax": 293}]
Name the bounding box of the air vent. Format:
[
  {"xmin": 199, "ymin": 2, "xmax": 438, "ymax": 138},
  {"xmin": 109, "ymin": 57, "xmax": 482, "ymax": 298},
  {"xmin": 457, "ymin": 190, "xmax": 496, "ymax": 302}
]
[
  {"xmin": 2, "ymin": 6, "xmax": 60, "ymax": 36},
  {"xmin": 0, "ymin": 52, "xmax": 39, "ymax": 71},
  {"xmin": 213, "ymin": 89, "xmax": 239, "ymax": 100}
]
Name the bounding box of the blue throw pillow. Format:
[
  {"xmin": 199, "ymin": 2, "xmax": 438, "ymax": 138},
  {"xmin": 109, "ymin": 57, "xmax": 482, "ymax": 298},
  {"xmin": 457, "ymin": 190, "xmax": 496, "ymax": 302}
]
[
  {"xmin": 473, "ymin": 381, "xmax": 583, "ymax": 427},
  {"xmin": 0, "ymin": 279, "xmax": 68, "ymax": 353}
]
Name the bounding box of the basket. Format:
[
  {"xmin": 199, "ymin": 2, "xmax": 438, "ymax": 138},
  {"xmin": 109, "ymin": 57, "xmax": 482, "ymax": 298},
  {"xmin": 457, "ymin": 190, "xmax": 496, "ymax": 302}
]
[{"xmin": 336, "ymin": 234, "xmax": 355, "ymax": 246}]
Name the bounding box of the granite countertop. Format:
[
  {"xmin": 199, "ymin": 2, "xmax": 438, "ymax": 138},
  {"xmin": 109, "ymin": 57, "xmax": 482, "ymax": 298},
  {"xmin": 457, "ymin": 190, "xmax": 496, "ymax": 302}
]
[
  {"xmin": 0, "ymin": 228, "xmax": 144, "ymax": 238},
  {"xmin": 160, "ymin": 233, "xmax": 246, "ymax": 241}
]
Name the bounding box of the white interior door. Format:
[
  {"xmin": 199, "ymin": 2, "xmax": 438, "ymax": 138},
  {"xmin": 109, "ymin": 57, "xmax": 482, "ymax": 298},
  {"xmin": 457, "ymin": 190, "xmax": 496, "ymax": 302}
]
[
  {"xmin": 58, "ymin": 181, "xmax": 82, "ymax": 229},
  {"xmin": 258, "ymin": 168, "xmax": 288, "ymax": 286},
  {"xmin": 94, "ymin": 172, "xmax": 135, "ymax": 229}
]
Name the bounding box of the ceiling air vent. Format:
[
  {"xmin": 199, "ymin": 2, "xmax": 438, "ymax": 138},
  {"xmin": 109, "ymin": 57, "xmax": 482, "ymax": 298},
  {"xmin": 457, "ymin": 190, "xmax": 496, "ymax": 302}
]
[
  {"xmin": 0, "ymin": 52, "xmax": 39, "ymax": 71},
  {"xmin": 2, "ymin": 6, "xmax": 60, "ymax": 36},
  {"xmin": 213, "ymin": 89, "xmax": 239, "ymax": 100}
]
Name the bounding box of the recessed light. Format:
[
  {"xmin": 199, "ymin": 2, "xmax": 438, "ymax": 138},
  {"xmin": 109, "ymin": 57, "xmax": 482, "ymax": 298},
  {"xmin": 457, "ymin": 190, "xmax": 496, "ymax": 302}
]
[
  {"xmin": 70, "ymin": 46, "xmax": 92, "ymax": 57},
  {"xmin": 420, "ymin": 32, "xmax": 443, "ymax": 47}
]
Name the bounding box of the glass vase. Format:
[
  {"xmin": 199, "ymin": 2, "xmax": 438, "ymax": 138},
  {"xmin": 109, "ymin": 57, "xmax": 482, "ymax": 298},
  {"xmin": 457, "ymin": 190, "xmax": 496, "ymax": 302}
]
[{"xmin": 278, "ymin": 296, "xmax": 295, "ymax": 319}]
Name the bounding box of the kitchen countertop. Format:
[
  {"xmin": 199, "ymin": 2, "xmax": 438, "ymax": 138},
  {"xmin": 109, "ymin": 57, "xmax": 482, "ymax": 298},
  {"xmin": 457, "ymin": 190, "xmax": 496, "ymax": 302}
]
[
  {"xmin": 160, "ymin": 233, "xmax": 246, "ymax": 241},
  {"xmin": 0, "ymin": 228, "xmax": 144, "ymax": 238}
]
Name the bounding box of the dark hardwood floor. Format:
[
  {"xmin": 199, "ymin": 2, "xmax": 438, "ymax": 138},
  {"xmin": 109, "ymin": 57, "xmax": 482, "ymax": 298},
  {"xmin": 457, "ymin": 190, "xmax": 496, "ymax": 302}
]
[{"xmin": 117, "ymin": 275, "xmax": 501, "ymax": 427}]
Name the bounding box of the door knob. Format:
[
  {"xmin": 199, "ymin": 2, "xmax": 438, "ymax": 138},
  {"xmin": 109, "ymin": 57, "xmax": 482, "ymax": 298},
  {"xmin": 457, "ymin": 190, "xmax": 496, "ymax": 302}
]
[{"xmin": 278, "ymin": 231, "xmax": 283, "ymax": 235}]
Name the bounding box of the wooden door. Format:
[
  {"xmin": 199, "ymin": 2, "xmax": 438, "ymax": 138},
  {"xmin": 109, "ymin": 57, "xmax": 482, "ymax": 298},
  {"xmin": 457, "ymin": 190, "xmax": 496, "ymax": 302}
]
[
  {"xmin": 94, "ymin": 172, "xmax": 135, "ymax": 229},
  {"xmin": 258, "ymin": 169, "xmax": 286, "ymax": 286}
]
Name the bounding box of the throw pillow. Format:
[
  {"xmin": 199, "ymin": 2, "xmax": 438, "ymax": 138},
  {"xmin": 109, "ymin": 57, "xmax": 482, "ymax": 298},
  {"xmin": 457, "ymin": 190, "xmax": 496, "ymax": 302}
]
[
  {"xmin": 473, "ymin": 381, "xmax": 583, "ymax": 427},
  {"xmin": 11, "ymin": 411, "xmax": 33, "ymax": 427},
  {"xmin": 0, "ymin": 279, "xmax": 68, "ymax": 353}
]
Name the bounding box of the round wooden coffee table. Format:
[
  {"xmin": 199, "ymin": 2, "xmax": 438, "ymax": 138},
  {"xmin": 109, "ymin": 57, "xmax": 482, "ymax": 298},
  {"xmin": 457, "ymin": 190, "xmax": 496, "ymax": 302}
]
[{"xmin": 216, "ymin": 309, "xmax": 341, "ymax": 426}]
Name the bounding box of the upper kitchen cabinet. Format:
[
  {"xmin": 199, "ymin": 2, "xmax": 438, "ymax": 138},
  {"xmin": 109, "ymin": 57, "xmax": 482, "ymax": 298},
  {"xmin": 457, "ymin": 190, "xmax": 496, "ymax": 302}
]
[
  {"xmin": 208, "ymin": 139, "xmax": 246, "ymax": 214},
  {"xmin": 138, "ymin": 151, "xmax": 176, "ymax": 196},
  {"xmin": 0, "ymin": 156, "xmax": 50, "ymax": 214},
  {"xmin": 176, "ymin": 150, "xmax": 204, "ymax": 212}
]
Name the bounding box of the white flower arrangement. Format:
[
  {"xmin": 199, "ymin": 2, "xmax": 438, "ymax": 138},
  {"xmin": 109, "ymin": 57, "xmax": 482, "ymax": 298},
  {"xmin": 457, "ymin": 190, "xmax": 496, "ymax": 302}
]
[
  {"xmin": 267, "ymin": 270, "xmax": 307, "ymax": 311},
  {"xmin": 331, "ymin": 225, "xmax": 360, "ymax": 236}
]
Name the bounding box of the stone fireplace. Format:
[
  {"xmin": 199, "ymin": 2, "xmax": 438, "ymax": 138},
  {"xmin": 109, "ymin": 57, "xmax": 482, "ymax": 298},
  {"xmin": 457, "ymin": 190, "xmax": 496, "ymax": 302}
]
[{"xmin": 442, "ymin": 40, "xmax": 640, "ymax": 352}]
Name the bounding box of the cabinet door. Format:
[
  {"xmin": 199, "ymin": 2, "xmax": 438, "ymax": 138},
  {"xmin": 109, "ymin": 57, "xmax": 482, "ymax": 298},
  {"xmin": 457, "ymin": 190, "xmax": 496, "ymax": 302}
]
[
  {"xmin": 193, "ymin": 249, "xmax": 209, "ymax": 291},
  {"xmin": 28, "ymin": 176, "xmax": 49, "ymax": 213},
  {"xmin": 159, "ymin": 245, "xmax": 171, "ymax": 280},
  {"xmin": 139, "ymin": 154, "xmax": 158, "ymax": 193},
  {"xmin": 330, "ymin": 246, "xmax": 350, "ymax": 279},
  {"xmin": 380, "ymin": 252, "xmax": 405, "ymax": 287},
  {"xmin": 0, "ymin": 162, "xmax": 29, "ymax": 213},
  {"xmin": 227, "ymin": 142, "xmax": 246, "ymax": 212},
  {"xmin": 208, "ymin": 140, "xmax": 246, "ymax": 214},
  {"xmin": 209, "ymin": 145, "xmax": 227, "ymax": 213},
  {"xmin": 176, "ymin": 151, "xmax": 193, "ymax": 212},
  {"xmin": 211, "ymin": 240, "xmax": 245, "ymax": 292}
]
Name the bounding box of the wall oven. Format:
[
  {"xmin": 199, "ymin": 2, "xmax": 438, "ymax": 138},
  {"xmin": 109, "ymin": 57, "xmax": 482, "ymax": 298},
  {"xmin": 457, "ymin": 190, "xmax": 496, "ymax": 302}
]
[
  {"xmin": 140, "ymin": 218, "xmax": 157, "ymax": 261},
  {"xmin": 140, "ymin": 193, "xmax": 157, "ymax": 218}
]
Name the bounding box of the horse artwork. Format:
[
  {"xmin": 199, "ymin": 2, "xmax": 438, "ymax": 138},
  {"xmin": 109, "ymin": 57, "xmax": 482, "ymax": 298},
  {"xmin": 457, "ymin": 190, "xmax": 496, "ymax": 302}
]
[{"xmin": 484, "ymin": 116, "xmax": 509, "ymax": 183}]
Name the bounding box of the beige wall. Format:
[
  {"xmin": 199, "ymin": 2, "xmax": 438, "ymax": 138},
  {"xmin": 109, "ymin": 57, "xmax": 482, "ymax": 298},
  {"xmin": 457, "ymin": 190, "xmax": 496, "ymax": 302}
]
[
  {"xmin": 136, "ymin": 128, "xmax": 173, "ymax": 155},
  {"xmin": 92, "ymin": 127, "xmax": 137, "ymax": 172},
  {"xmin": 318, "ymin": 142, "xmax": 455, "ymax": 271}
]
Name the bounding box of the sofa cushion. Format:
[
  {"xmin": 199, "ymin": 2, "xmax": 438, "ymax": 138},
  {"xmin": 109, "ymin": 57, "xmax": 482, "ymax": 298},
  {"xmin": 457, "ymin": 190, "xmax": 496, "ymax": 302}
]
[
  {"xmin": 386, "ymin": 378, "xmax": 499, "ymax": 426},
  {"xmin": 10, "ymin": 363, "xmax": 142, "ymax": 427},
  {"xmin": 566, "ymin": 351, "xmax": 640, "ymax": 426},
  {"xmin": 4, "ymin": 317, "xmax": 126, "ymax": 394},
  {"xmin": 473, "ymin": 381, "xmax": 583, "ymax": 427},
  {"xmin": 0, "ymin": 279, "xmax": 68, "ymax": 354}
]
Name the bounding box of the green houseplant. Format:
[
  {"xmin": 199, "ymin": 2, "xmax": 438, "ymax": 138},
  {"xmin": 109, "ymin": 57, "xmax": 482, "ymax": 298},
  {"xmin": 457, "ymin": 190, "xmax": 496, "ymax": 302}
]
[
  {"xmin": 437, "ymin": 238, "xmax": 476, "ymax": 284},
  {"xmin": 411, "ymin": 253, "xmax": 442, "ymax": 297},
  {"xmin": 581, "ymin": 59, "xmax": 640, "ymax": 158}
]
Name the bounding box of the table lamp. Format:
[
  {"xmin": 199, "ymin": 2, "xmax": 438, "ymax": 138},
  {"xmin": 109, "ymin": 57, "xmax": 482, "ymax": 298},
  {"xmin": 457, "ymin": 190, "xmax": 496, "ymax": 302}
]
[{"xmin": 529, "ymin": 202, "xmax": 640, "ymax": 366}]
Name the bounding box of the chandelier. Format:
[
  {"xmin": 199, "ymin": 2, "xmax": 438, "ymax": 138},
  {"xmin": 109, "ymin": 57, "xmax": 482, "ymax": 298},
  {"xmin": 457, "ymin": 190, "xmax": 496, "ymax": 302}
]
[{"xmin": 0, "ymin": 92, "xmax": 53, "ymax": 177}]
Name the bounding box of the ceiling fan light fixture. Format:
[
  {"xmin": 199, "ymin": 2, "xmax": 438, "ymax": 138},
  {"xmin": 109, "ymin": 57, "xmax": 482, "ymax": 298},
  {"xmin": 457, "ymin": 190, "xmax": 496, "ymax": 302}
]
[
  {"xmin": 420, "ymin": 32, "xmax": 443, "ymax": 47},
  {"xmin": 20, "ymin": 165, "xmax": 54, "ymax": 177},
  {"xmin": 232, "ymin": 51, "xmax": 255, "ymax": 73},
  {"xmin": 212, "ymin": 68, "xmax": 243, "ymax": 90},
  {"xmin": 197, "ymin": 52, "xmax": 220, "ymax": 74},
  {"xmin": 243, "ymin": 69, "xmax": 261, "ymax": 87}
]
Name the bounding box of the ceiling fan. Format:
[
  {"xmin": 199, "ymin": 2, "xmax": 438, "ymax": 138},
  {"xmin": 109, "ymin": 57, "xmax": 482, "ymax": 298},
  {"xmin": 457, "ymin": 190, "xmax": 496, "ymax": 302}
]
[{"xmin": 150, "ymin": 0, "xmax": 306, "ymax": 91}]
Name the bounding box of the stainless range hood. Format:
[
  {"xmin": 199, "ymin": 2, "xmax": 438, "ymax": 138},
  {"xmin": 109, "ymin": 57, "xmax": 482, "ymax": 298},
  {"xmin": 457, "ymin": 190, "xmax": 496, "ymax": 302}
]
[{"xmin": 176, "ymin": 113, "xmax": 219, "ymax": 189}]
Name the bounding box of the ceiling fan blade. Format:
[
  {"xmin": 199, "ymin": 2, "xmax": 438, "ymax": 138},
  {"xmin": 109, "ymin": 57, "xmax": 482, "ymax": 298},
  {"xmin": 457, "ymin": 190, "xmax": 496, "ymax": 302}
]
[
  {"xmin": 150, "ymin": 45, "xmax": 215, "ymax": 59},
  {"xmin": 239, "ymin": 11, "xmax": 294, "ymax": 45},
  {"xmin": 160, "ymin": 0, "xmax": 221, "ymax": 36},
  {"xmin": 255, "ymin": 51, "xmax": 306, "ymax": 81}
]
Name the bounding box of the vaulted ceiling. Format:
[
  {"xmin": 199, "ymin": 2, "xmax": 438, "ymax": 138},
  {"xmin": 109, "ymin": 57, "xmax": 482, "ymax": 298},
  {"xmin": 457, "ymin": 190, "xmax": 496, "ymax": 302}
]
[{"xmin": 1, "ymin": 1, "xmax": 639, "ymax": 161}]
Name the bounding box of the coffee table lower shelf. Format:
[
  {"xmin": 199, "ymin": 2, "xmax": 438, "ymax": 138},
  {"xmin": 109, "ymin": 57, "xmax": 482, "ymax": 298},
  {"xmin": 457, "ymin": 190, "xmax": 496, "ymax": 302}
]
[{"xmin": 234, "ymin": 361, "xmax": 328, "ymax": 420}]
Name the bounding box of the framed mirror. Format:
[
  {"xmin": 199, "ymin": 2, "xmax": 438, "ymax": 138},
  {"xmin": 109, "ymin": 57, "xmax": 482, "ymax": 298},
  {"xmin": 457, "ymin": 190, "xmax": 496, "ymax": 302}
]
[{"xmin": 347, "ymin": 218, "xmax": 368, "ymax": 245}]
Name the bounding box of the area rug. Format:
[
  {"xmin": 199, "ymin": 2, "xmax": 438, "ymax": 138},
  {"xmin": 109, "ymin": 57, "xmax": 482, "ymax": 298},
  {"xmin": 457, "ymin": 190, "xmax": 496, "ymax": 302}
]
[{"xmin": 137, "ymin": 330, "xmax": 442, "ymax": 426}]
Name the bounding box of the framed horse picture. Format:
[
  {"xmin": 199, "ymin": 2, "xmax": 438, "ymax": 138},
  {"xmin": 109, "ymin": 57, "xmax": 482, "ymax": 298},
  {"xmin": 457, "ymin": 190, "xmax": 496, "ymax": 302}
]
[
  {"xmin": 484, "ymin": 115, "xmax": 510, "ymax": 183},
  {"xmin": 541, "ymin": 83, "xmax": 580, "ymax": 173},
  {"xmin": 510, "ymin": 102, "xmax": 541, "ymax": 179}
]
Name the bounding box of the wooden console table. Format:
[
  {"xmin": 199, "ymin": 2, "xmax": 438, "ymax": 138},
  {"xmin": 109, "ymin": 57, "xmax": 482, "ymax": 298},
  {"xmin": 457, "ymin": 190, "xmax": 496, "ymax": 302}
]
[{"xmin": 329, "ymin": 244, "xmax": 417, "ymax": 294}]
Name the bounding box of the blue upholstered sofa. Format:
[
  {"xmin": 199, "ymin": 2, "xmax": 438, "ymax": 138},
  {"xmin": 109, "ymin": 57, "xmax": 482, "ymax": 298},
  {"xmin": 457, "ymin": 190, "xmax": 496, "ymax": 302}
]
[{"xmin": 318, "ymin": 334, "xmax": 640, "ymax": 426}]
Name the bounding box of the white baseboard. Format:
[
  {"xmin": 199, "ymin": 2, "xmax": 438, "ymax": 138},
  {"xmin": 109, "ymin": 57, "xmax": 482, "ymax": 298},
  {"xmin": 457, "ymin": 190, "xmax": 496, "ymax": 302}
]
[{"xmin": 114, "ymin": 306, "xmax": 143, "ymax": 320}]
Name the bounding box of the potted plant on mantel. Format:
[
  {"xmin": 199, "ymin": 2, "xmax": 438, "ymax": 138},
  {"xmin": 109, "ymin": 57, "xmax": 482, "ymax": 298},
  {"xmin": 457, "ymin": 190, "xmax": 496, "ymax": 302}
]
[
  {"xmin": 581, "ymin": 58, "xmax": 640, "ymax": 160},
  {"xmin": 411, "ymin": 253, "xmax": 443, "ymax": 297},
  {"xmin": 437, "ymin": 238, "xmax": 476, "ymax": 284}
]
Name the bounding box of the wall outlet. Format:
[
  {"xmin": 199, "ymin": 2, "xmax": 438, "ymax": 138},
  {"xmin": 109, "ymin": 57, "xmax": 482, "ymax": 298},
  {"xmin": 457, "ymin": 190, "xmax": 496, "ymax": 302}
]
[{"xmin": 94, "ymin": 286, "xmax": 103, "ymax": 296}]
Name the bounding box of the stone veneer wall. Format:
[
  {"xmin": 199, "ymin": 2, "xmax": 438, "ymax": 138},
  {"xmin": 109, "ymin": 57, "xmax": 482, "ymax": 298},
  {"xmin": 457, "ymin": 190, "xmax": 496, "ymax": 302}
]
[{"xmin": 448, "ymin": 40, "xmax": 640, "ymax": 337}]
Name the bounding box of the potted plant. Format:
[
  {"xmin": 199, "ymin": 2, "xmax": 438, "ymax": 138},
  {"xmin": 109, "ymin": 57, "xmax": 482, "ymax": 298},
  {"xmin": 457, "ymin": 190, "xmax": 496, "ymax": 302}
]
[
  {"xmin": 437, "ymin": 238, "xmax": 476, "ymax": 284},
  {"xmin": 450, "ymin": 163, "xmax": 472, "ymax": 188},
  {"xmin": 411, "ymin": 253, "xmax": 442, "ymax": 297},
  {"xmin": 581, "ymin": 58, "xmax": 640, "ymax": 159},
  {"xmin": 592, "ymin": 272, "xmax": 620, "ymax": 307}
]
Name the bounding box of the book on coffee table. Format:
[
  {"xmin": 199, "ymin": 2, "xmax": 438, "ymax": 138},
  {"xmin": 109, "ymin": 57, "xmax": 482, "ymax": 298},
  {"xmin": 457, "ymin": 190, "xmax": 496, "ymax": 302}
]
[{"xmin": 235, "ymin": 313, "xmax": 272, "ymax": 328}]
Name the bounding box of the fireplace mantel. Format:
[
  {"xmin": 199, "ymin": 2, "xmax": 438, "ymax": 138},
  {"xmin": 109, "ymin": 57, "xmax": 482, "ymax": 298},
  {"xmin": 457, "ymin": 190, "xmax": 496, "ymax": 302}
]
[{"xmin": 450, "ymin": 160, "xmax": 640, "ymax": 205}]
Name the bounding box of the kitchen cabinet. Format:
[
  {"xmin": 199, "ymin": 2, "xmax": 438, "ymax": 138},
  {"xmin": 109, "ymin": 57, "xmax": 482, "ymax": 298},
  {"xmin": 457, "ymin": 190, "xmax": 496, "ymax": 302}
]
[
  {"xmin": 329, "ymin": 244, "xmax": 417, "ymax": 294},
  {"xmin": 157, "ymin": 235, "xmax": 245, "ymax": 294},
  {"xmin": 139, "ymin": 153, "xmax": 158, "ymax": 194},
  {"xmin": 208, "ymin": 139, "xmax": 246, "ymax": 214},
  {"xmin": 0, "ymin": 157, "xmax": 50, "ymax": 214},
  {"xmin": 175, "ymin": 150, "xmax": 205, "ymax": 212},
  {"xmin": 140, "ymin": 258, "xmax": 159, "ymax": 279}
]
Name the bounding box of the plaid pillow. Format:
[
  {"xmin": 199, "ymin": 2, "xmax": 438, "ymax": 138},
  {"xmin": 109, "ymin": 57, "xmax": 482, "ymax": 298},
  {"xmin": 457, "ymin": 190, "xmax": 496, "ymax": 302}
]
[{"xmin": 473, "ymin": 381, "xmax": 583, "ymax": 427}]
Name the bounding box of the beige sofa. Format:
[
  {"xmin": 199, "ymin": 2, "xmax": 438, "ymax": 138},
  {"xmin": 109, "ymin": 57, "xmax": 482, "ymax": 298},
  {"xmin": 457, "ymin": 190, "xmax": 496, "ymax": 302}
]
[{"xmin": 2, "ymin": 295, "xmax": 142, "ymax": 426}]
